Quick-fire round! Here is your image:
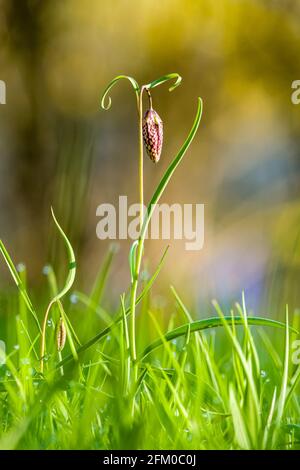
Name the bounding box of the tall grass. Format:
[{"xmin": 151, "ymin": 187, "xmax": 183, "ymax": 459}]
[{"xmin": 0, "ymin": 74, "xmax": 299, "ymax": 450}]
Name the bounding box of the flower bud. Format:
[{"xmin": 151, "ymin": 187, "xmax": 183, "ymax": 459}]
[
  {"xmin": 56, "ymin": 317, "xmax": 67, "ymax": 352},
  {"xmin": 142, "ymin": 109, "xmax": 163, "ymax": 163}
]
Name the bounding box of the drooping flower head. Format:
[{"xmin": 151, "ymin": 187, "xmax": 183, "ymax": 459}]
[{"xmin": 142, "ymin": 108, "xmax": 163, "ymax": 163}]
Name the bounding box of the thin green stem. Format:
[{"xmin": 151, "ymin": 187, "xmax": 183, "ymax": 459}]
[
  {"xmin": 129, "ymin": 241, "xmax": 144, "ymax": 364},
  {"xmin": 139, "ymin": 87, "xmax": 144, "ymax": 229},
  {"xmin": 146, "ymin": 87, "xmax": 152, "ymax": 109},
  {"xmin": 58, "ymin": 350, "xmax": 64, "ymax": 377},
  {"xmin": 129, "ymin": 87, "xmax": 145, "ymax": 367}
]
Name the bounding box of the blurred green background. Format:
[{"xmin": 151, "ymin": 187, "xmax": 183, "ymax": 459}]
[{"xmin": 0, "ymin": 0, "xmax": 300, "ymax": 318}]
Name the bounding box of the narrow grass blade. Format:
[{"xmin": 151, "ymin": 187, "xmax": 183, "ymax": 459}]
[
  {"xmin": 229, "ymin": 385, "xmax": 251, "ymax": 449},
  {"xmin": 135, "ymin": 245, "xmax": 169, "ymax": 305},
  {"xmin": 213, "ymin": 301, "xmax": 261, "ymax": 442},
  {"xmin": 89, "ymin": 244, "xmax": 118, "ymax": 307},
  {"xmin": 140, "ymin": 316, "xmax": 294, "ymax": 360},
  {"xmin": 170, "ymin": 285, "xmax": 223, "ymax": 401},
  {"xmin": 272, "ymin": 308, "xmax": 290, "ymax": 447},
  {"xmin": 262, "ymin": 387, "xmax": 277, "ymax": 449},
  {"xmin": 120, "ymin": 294, "xmax": 129, "ymax": 350},
  {"xmin": 286, "ymin": 364, "xmax": 300, "ymax": 408},
  {"xmin": 147, "ymin": 310, "xmax": 188, "ymax": 386},
  {"xmin": 74, "ymin": 291, "xmax": 112, "ymax": 325},
  {"xmin": 276, "ymin": 308, "xmax": 290, "ymax": 424},
  {"xmin": 0, "ymin": 240, "xmax": 41, "ymax": 333},
  {"xmin": 240, "ymin": 293, "xmax": 260, "ymax": 378},
  {"xmin": 129, "ymin": 240, "xmax": 138, "ymax": 282},
  {"xmin": 230, "ymin": 308, "xmax": 245, "ymax": 400}
]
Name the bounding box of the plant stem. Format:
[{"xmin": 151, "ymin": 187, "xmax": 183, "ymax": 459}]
[
  {"xmin": 58, "ymin": 350, "xmax": 64, "ymax": 376},
  {"xmin": 129, "ymin": 241, "xmax": 144, "ymax": 363},
  {"xmin": 129, "ymin": 87, "xmax": 145, "ymax": 367},
  {"xmin": 146, "ymin": 87, "xmax": 152, "ymax": 109},
  {"xmin": 138, "ymin": 88, "xmax": 144, "ymax": 229}
]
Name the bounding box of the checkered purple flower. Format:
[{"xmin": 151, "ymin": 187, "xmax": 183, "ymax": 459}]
[{"xmin": 142, "ymin": 109, "xmax": 163, "ymax": 163}]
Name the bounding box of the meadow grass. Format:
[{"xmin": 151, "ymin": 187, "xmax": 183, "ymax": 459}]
[
  {"xmin": 0, "ymin": 74, "xmax": 299, "ymax": 450},
  {"xmin": 0, "ymin": 234, "xmax": 300, "ymax": 450}
]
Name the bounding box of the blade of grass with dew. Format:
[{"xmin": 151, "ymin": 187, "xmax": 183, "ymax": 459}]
[
  {"xmin": 262, "ymin": 387, "xmax": 277, "ymax": 449},
  {"xmin": 0, "ymin": 367, "xmax": 77, "ymax": 449},
  {"xmin": 238, "ymin": 293, "xmax": 260, "ymax": 379},
  {"xmin": 170, "ymin": 285, "xmax": 223, "ymax": 402},
  {"xmin": 16, "ymin": 264, "xmax": 39, "ymax": 362},
  {"xmin": 145, "ymin": 364, "xmax": 179, "ymax": 434},
  {"xmin": 146, "ymin": 310, "xmax": 189, "ymax": 390},
  {"xmin": 160, "ymin": 368, "xmax": 189, "ymax": 421},
  {"xmin": 140, "ymin": 316, "xmax": 294, "ymax": 360},
  {"xmin": 213, "ymin": 301, "xmax": 261, "ymax": 447},
  {"xmin": 172, "ymin": 324, "xmax": 190, "ymax": 406}
]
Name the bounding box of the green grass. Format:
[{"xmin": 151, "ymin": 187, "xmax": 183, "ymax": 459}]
[
  {"xmin": 0, "ymin": 74, "xmax": 299, "ymax": 450},
  {"xmin": 0, "ymin": 236, "xmax": 300, "ymax": 449}
]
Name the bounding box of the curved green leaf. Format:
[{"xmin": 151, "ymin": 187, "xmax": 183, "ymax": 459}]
[
  {"xmin": 51, "ymin": 207, "xmax": 76, "ymax": 302},
  {"xmin": 100, "ymin": 75, "xmax": 140, "ymax": 110},
  {"xmin": 140, "ymin": 316, "xmax": 297, "ymax": 360},
  {"xmin": 40, "ymin": 210, "xmax": 77, "ymax": 371},
  {"xmin": 145, "ymin": 73, "xmax": 182, "ymax": 92}
]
